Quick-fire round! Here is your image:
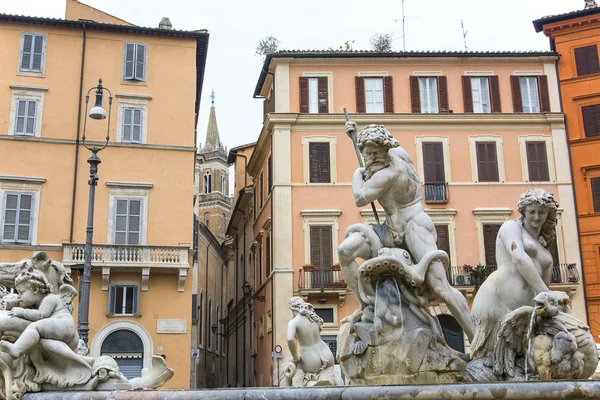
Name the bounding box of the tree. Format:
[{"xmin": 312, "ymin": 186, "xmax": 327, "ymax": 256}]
[
  {"xmin": 369, "ymin": 33, "xmax": 394, "ymax": 52},
  {"xmin": 256, "ymin": 35, "xmax": 280, "ymax": 61}
]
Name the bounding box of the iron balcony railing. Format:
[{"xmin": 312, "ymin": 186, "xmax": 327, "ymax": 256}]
[
  {"xmin": 298, "ymin": 268, "xmax": 347, "ymax": 290},
  {"xmin": 446, "ymin": 263, "xmax": 579, "ymax": 287},
  {"xmin": 424, "ymin": 182, "xmax": 449, "ymax": 204}
]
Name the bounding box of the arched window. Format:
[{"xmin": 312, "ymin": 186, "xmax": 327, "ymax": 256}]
[
  {"xmin": 100, "ymin": 329, "xmax": 144, "ymax": 379},
  {"xmin": 221, "ymin": 175, "xmax": 226, "ymax": 195},
  {"xmin": 203, "ymin": 171, "xmax": 212, "ymax": 194},
  {"xmin": 437, "ymin": 314, "xmax": 464, "ymax": 353}
]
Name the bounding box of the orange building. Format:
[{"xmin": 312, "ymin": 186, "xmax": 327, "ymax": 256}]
[
  {"xmin": 227, "ymin": 50, "xmax": 585, "ymax": 386},
  {"xmin": 0, "ymin": 0, "xmax": 208, "ymax": 388},
  {"xmin": 534, "ymin": 1, "xmax": 600, "ymax": 338}
]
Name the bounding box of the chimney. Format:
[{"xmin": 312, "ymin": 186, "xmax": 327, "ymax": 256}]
[
  {"xmin": 585, "ymin": 0, "xmax": 598, "ymax": 9},
  {"xmin": 158, "ymin": 17, "xmax": 172, "ymax": 30}
]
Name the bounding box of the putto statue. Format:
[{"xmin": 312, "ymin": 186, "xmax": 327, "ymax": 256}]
[
  {"xmin": 469, "ymin": 189, "xmax": 598, "ymax": 381},
  {"xmin": 280, "ymin": 297, "xmax": 342, "ymax": 387},
  {"xmin": 0, "ymin": 253, "xmax": 173, "ymax": 399},
  {"xmin": 337, "ymin": 122, "xmax": 472, "ymax": 384}
]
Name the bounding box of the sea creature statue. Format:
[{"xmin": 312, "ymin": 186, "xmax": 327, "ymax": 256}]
[
  {"xmin": 337, "ymin": 122, "xmax": 472, "ymax": 385},
  {"xmin": 469, "ymin": 291, "xmax": 595, "ymax": 382},
  {"xmin": 0, "ymin": 253, "xmax": 174, "ymax": 399},
  {"xmin": 280, "ymin": 297, "xmax": 343, "ymax": 387}
]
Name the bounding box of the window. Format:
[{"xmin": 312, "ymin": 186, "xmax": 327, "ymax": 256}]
[
  {"xmin": 268, "ymin": 154, "xmax": 273, "ymax": 195},
  {"xmin": 258, "ymin": 239, "xmax": 263, "ymax": 285},
  {"xmin": 121, "ymin": 108, "xmax": 142, "ymax": 143},
  {"xmin": 575, "ymin": 45, "xmax": 600, "ymax": 76},
  {"xmin": 108, "ymin": 285, "xmax": 139, "ymax": 315},
  {"xmin": 310, "ymin": 225, "xmax": 333, "ymax": 288},
  {"xmin": 525, "ymin": 142, "xmax": 550, "ymax": 182},
  {"xmin": 510, "ymin": 76, "xmax": 550, "ymax": 113},
  {"xmin": 123, "ymin": 43, "xmax": 146, "ymax": 81},
  {"xmin": 462, "ymin": 75, "xmax": 500, "ymax": 113},
  {"xmin": 203, "ymin": 172, "xmax": 212, "ymax": 194},
  {"xmin": 207, "ymin": 299, "xmax": 212, "ymax": 350},
  {"xmin": 435, "ymin": 224, "xmax": 451, "ymax": 262},
  {"xmin": 314, "ymin": 308, "xmax": 334, "ymax": 324},
  {"xmin": 308, "ymin": 142, "xmax": 331, "ymax": 183},
  {"xmin": 422, "ymin": 142, "xmax": 447, "ymax": 202},
  {"xmin": 199, "ymin": 292, "xmax": 203, "ymax": 345},
  {"xmin": 114, "ymin": 199, "xmax": 142, "ymax": 245},
  {"xmin": 482, "ymin": 224, "xmax": 501, "ymax": 266},
  {"xmin": 14, "ymin": 100, "xmax": 37, "ymax": 136},
  {"xmin": 2, "ymin": 193, "xmax": 33, "ymax": 244},
  {"xmin": 221, "ymin": 175, "xmax": 226, "ymax": 194},
  {"xmin": 299, "ymin": 77, "xmax": 328, "ymax": 114},
  {"xmin": 582, "ymin": 104, "xmax": 600, "ymax": 137},
  {"xmin": 216, "ymin": 304, "xmax": 220, "ymax": 352},
  {"xmin": 259, "ymin": 171, "xmax": 264, "ymax": 206},
  {"xmin": 321, "ymin": 335, "xmax": 338, "ymax": 363},
  {"xmin": 475, "ymin": 142, "xmax": 500, "ymax": 182},
  {"xmin": 471, "ymin": 77, "xmax": 490, "ymax": 113},
  {"xmin": 265, "ymin": 234, "xmax": 271, "ymax": 277},
  {"xmin": 419, "ymin": 77, "xmax": 439, "ymax": 113},
  {"xmin": 19, "ymin": 33, "xmax": 45, "ymax": 72},
  {"xmin": 592, "ymin": 178, "xmax": 600, "ymax": 213},
  {"xmin": 355, "ymin": 76, "xmax": 393, "ymax": 113}
]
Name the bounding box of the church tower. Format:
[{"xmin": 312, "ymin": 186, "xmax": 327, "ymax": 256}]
[{"xmin": 194, "ymin": 89, "xmax": 232, "ymax": 243}]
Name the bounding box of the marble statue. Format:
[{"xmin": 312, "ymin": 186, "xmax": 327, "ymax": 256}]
[
  {"xmin": 0, "ymin": 253, "xmax": 173, "ymax": 399},
  {"xmin": 280, "ymin": 297, "xmax": 342, "ymax": 387},
  {"xmin": 468, "ymin": 189, "xmax": 598, "ymax": 381},
  {"xmin": 337, "ymin": 122, "xmax": 472, "ymax": 384}
]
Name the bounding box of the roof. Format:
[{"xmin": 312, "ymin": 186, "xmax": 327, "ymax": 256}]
[
  {"xmin": 227, "ymin": 142, "xmax": 256, "ymax": 164},
  {"xmin": 254, "ymin": 50, "xmax": 559, "ymax": 97},
  {"xmin": 0, "ymin": 14, "xmax": 209, "ymax": 135},
  {"xmin": 533, "ymin": 6, "xmax": 600, "ymax": 32}
]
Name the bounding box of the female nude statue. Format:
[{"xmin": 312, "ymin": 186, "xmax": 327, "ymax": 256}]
[{"xmin": 470, "ymin": 188, "xmax": 558, "ymax": 359}]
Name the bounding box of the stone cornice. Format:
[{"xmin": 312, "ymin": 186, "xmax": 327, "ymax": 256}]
[
  {"xmin": 0, "ymin": 175, "xmax": 46, "ymax": 184},
  {"xmin": 105, "ymin": 181, "xmax": 153, "ymax": 189}
]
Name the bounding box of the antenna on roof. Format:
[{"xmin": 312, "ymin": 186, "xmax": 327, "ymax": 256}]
[
  {"xmin": 393, "ymin": 0, "xmax": 407, "ymax": 50},
  {"xmin": 461, "ymin": 20, "xmax": 469, "ymax": 51}
]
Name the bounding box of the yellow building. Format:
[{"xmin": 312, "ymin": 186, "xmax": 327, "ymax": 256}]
[{"xmin": 0, "ymin": 0, "xmax": 208, "ymax": 389}]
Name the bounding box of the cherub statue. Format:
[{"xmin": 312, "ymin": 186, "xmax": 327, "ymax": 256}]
[{"xmin": 280, "ymin": 297, "xmax": 342, "ymax": 387}]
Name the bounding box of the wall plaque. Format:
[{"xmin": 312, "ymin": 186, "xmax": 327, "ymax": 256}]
[{"xmin": 157, "ymin": 319, "xmax": 187, "ymax": 334}]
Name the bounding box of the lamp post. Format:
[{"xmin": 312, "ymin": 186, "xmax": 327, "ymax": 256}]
[{"xmin": 78, "ymin": 78, "xmax": 113, "ymax": 344}]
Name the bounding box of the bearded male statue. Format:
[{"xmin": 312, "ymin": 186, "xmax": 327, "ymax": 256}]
[{"xmin": 338, "ymin": 122, "xmax": 475, "ymax": 341}]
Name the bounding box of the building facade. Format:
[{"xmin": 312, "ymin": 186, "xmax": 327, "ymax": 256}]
[
  {"xmin": 0, "ymin": 0, "xmax": 208, "ymax": 388},
  {"xmin": 534, "ymin": 1, "xmax": 600, "ymax": 338},
  {"xmin": 234, "ymin": 50, "xmax": 584, "ymax": 385}
]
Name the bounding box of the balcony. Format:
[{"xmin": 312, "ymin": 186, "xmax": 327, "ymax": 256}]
[
  {"xmin": 424, "ymin": 182, "xmax": 449, "ymax": 204},
  {"xmin": 297, "ymin": 267, "xmax": 348, "ymax": 306},
  {"xmin": 62, "ymin": 243, "xmax": 189, "ymax": 292}
]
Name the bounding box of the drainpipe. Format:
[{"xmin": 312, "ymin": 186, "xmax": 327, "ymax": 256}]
[
  {"xmin": 234, "ymin": 233, "xmax": 239, "ymax": 385},
  {"xmin": 69, "ymin": 23, "xmax": 87, "ymax": 242},
  {"xmin": 242, "ymin": 210, "xmax": 247, "ymax": 386}
]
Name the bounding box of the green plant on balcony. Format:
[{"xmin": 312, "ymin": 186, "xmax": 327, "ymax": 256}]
[
  {"xmin": 469, "ymin": 264, "xmax": 493, "ymax": 286},
  {"xmin": 302, "ymin": 264, "xmax": 314, "ymax": 272}
]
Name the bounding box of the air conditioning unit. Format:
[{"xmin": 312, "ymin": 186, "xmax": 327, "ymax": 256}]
[{"xmin": 454, "ymin": 274, "xmax": 472, "ymax": 286}]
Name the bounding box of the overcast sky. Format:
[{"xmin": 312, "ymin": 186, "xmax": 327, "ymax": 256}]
[{"xmin": 1, "ymin": 0, "xmax": 583, "ymax": 150}]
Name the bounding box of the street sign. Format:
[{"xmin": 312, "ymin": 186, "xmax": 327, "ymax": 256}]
[
  {"xmin": 276, "ymin": 353, "xmax": 283, "ymax": 359},
  {"xmin": 274, "ymin": 345, "xmax": 282, "ymax": 354},
  {"xmin": 191, "ymin": 349, "xmax": 199, "ymax": 359}
]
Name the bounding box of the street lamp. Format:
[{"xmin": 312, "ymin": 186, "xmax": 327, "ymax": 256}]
[
  {"xmin": 78, "ymin": 78, "xmax": 113, "ymax": 344},
  {"xmin": 242, "ymin": 281, "xmax": 265, "ymax": 302}
]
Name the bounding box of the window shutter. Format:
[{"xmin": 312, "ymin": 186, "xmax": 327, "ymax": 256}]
[
  {"xmin": 321, "ymin": 226, "xmax": 333, "ymax": 270},
  {"xmin": 2, "ymin": 194, "xmax": 18, "ymax": 242},
  {"xmin": 135, "ymin": 44, "xmax": 145, "ymax": 81},
  {"xmin": 21, "ymin": 34, "xmax": 33, "ymax": 70},
  {"xmin": 308, "ymin": 142, "xmax": 330, "ymax": 183},
  {"xmin": 16, "ymin": 194, "xmax": 32, "ymax": 242},
  {"xmin": 15, "ymin": 100, "xmax": 27, "ymax": 135},
  {"xmin": 575, "ymin": 45, "xmax": 600, "ymax": 76},
  {"xmin": 438, "ymin": 76, "xmax": 449, "ymax": 113},
  {"xmin": 526, "ymin": 141, "xmax": 550, "ymax": 182},
  {"xmin": 410, "ymin": 76, "xmax": 421, "ymax": 113},
  {"xmin": 461, "ymin": 76, "xmax": 473, "ymax": 113},
  {"xmin": 538, "ymin": 75, "xmax": 550, "ymax": 112},
  {"xmin": 133, "ymin": 109, "xmax": 142, "ymax": 142},
  {"xmin": 26, "ymin": 101, "xmax": 36, "ymax": 135},
  {"xmin": 383, "ymin": 76, "xmax": 394, "ymax": 113},
  {"xmin": 318, "ymin": 77, "xmax": 328, "ymax": 113},
  {"xmin": 265, "ymin": 235, "xmax": 271, "ymax": 276},
  {"xmin": 115, "ymin": 199, "xmax": 128, "ymax": 244},
  {"xmin": 490, "ymin": 76, "xmax": 501, "ymax": 113},
  {"xmin": 476, "ymin": 142, "xmax": 499, "ymax": 182},
  {"xmin": 483, "ymin": 224, "xmax": 501, "ymax": 266},
  {"xmin": 268, "ymin": 154, "xmax": 273, "ymax": 194},
  {"xmin": 123, "ymin": 108, "xmax": 132, "ymax": 142},
  {"xmin": 32, "ymin": 35, "xmax": 44, "ymax": 71},
  {"xmin": 510, "ymin": 76, "xmax": 523, "ymax": 113},
  {"xmin": 310, "ymin": 226, "xmax": 332, "ymax": 270},
  {"xmin": 108, "ymin": 286, "xmax": 116, "ymax": 315},
  {"xmin": 582, "ymin": 104, "xmax": 600, "ymax": 137},
  {"xmin": 592, "ymin": 178, "xmax": 600, "ymax": 213},
  {"xmin": 310, "ymin": 226, "xmax": 321, "ymax": 267},
  {"xmin": 422, "ymin": 142, "xmax": 445, "ymax": 183},
  {"xmin": 124, "ymin": 43, "xmax": 135, "ymax": 79},
  {"xmin": 435, "ymin": 224, "xmax": 451, "ymax": 262},
  {"xmin": 299, "ymin": 77, "xmax": 309, "ymax": 113},
  {"xmin": 355, "ymin": 77, "xmax": 366, "ymax": 113},
  {"xmin": 133, "ymin": 286, "xmax": 140, "ymax": 315}
]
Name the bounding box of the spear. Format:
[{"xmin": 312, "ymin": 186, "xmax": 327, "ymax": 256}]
[{"xmin": 343, "ymin": 108, "xmax": 385, "ymax": 242}]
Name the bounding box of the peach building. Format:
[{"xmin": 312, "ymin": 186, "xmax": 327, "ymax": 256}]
[
  {"xmin": 0, "ymin": 0, "xmax": 208, "ymax": 388},
  {"xmin": 228, "ymin": 50, "xmax": 584, "ymax": 386},
  {"xmin": 534, "ymin": 2, "xmax": 600, "ymax": 337}
]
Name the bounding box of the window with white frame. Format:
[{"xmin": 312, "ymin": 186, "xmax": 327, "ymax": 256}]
[
  {"xmin": 471, "ymin": 77, "xmax": 490, "ymax": 113},
  {"xmin": 114, "ymin": 199, "xmax": 142, "ymax": 245},
  {"xmin": 419, "ymin": 77, "xmax": 439, "ymax": 113},
  {"xmin": 14, "ymin": 99, "xmax": 38, "ymax": 136},
  {"xmin": 520, "ymin": 77, "xmax": 540, "ymax": 113},
  {"xmin": 203, "ymin": 172, "xmax": 212, "ymax": 194},
  {"xmin": 1, "ymin": 193, "xmax": 33, "ymax": 244},
  {"xmin": 108, "ymin": 284, "xmax": 140, "ymax": 315},
  {"xmin": 364, "ymin": 78, "xmax": 384, "ymax": 113},
  {"xmin": 121, "ymin": 108, "xmax": 142, "ymax": 143},
  {"xmin": 123, "ymin": 43, "xmax": 146, "ymax": 81},
  {"xmin": 19, "ymin": 33, "xmax": 45, "ymax": 72}
]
